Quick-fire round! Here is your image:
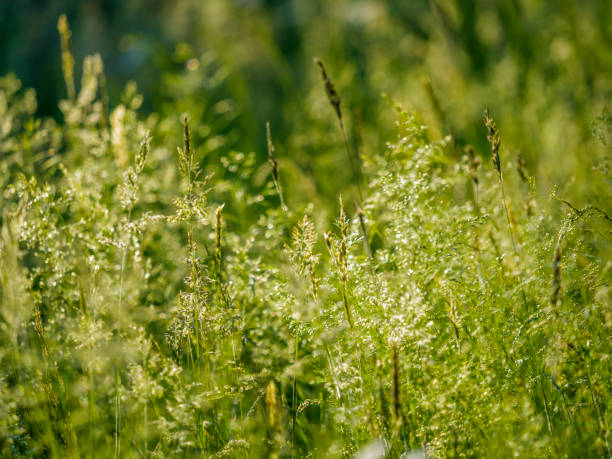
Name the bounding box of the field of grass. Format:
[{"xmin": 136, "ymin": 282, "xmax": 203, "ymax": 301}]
[{"xmin": 0, "ymin": 3, "xmax": 611, "ymax": 458}]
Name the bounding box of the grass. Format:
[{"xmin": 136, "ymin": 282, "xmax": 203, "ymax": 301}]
[{"xmin": 0, "ymin": 10, "xmax": 611, "ymax": 459}]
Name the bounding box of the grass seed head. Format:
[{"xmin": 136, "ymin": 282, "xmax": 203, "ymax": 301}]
[
  {"xmin": 135, "ymin": 133, "xmax": 151, "ymax": 174},
  {"xmin": 466, "ymin": 145, "xmax": 480, "ymax": 186},
  {"xmin": 177, "ymin": 115, "xmax": 193, "ymax": 180},
  {"xmin": 516, "ymin": 150, "xmax": 529, "ymax": 183},
  {"xmin": 57, "ymin": 14, "xmax": 75, "ymax": 101},
  {"xmin": 484, "ymin": 108, "xmax": 501, "ymax": 177},
  {"xmin": 314, "ymin": 57, "xmax": 342, "ymax": 121},
  {"xmin": 266, "ymin": 121, "xmax": 286, "ymax": 209},
  {"xmin": 265, "ymin": 380, "xmax": 280, "ymax": 428}
]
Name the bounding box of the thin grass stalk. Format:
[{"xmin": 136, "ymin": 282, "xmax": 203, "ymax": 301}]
[
  {"xmin": 392, "ymin": 342, "xmax": 401, "ymax": 424},
  {"xmin": 539, "ymin": 373, "xmax": 554, "ymax": 438},
  {"xmin": 89, "ymin": 345, "xmax": 95, "ymax": 453},
  {"xmin": 215, "ymin": 205, "xmax": 223, "ymax": 275},
  {"xmin": 188, "ymin": 230, "xmax": 201, "ymax": 367},
  {"xmin": 184, "ymin": 116, "xmax": 192, "ymax": 189},
  {"xmin": 181, "ymin": 117, "xmax": 205, "ymax": 366},
  {"xmin": 484, "ymin": 109, "xmax": 528, "ymax": 311},
  {"xmin": 355, "ymin": 202, "xmax": 373, "ymax": 259},
  {"xmin": 324, "ymin": 345, "xmax": 342, "ymax": 400},
  {"xmin": 555, "ymin": 196, "xmax": 612, "ymax": 226},
  {"xmin": 314, "ymin": 57, "xmax": 364, "ymax": 202},
  {"xmin": 378, "ymin": 365, "xmax": 391, "ymax": 437},
  {"xmin": 324, "ymin": 230, "xmax": 353, "ymax": 328},
  {"xmin": 550, "ymin": 240, "xmax": 562, "ymax": 310},
  {"xmin": 115, "ymin": 207, "xmax": 130, "ymax": 459},
  {"xmin": 324, "ymin": 199, "xmax": 355, "ymax": 329},
  {"xmin": 34, "ymin": 298, "xmax": 75, "ymax": 451},
  {"xmin": 466, "ymin": 145, "xmax": 480, "ymax": 211},
  {"xmin": 144, "ymin": 356, "xmax": 148, "ymax": 457},
  {"xmin": 516, "ymin": 151, "xmax": 529, "ymax": 184},
  {"xmin": 585, "ymin": 360, "xmax": 611, "ymax": 457},
  {"xmin": 423, "ymin": 76, "xmax": 457, "ymax": 155},
  {"xmin": 339, "ymin": 202, "xmax": 353, "ymax": 328},
  {"xmin": 292, "ymin": 331, "xmax": 298, "ymax": 457},
  {"xmin": 83, "ymin": 273, "xmax": 98, "ymax": 455},
  {"xmin": 98, "ymin": 59, "xmax": 109, "ymax": 131},
  {"xmin": 315, "ymin": 58, "xmax": 374, "ymax": 259},
  {"xmin": 214, "ymin": 205, "xmax": 230, "ymax": 309},
  {"xmin": 188, "ymin": 119, "xmax": 200, "ymax": 365},
  {"xmin": 115, "ymin": 134, "xmax": 149, "ymax": 456}
]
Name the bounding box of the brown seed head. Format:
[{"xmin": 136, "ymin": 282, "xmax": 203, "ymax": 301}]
[{"xmin": 314, "ymin": 57, "xmax": 342, "ymax": 121}]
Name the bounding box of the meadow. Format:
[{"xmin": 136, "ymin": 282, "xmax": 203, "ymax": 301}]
[{"xmin": 0, "ymin": 2, "xmax": 611, "ymax": 458}]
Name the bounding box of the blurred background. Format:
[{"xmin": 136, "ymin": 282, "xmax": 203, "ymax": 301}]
[{"xmin": 1, "ymin": 0, "xmax": 611, "ymax": 208}]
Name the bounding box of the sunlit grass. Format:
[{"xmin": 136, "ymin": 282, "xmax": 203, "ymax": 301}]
[{"xmin": 0, "ymin": 11, "xmax": 610, "ymax": 459}]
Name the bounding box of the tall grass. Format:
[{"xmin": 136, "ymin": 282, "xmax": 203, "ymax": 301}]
[{"xmin": 0, "ymin": 13, "xmax": 610, "ymax": 459}]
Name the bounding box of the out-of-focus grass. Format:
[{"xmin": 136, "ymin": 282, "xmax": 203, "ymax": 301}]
[
  {"xmin": 0, "ymin": 2, "xmax": 611, "ymax": 457},
  {"xmin": 2, "ymin": 1, "xmax": 610, "ymax": 211}
]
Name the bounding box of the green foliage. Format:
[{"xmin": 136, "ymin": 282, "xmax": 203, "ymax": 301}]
[{"xmin": 0, "ymin": 7, "xmax": 611, "ymax": 458}]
